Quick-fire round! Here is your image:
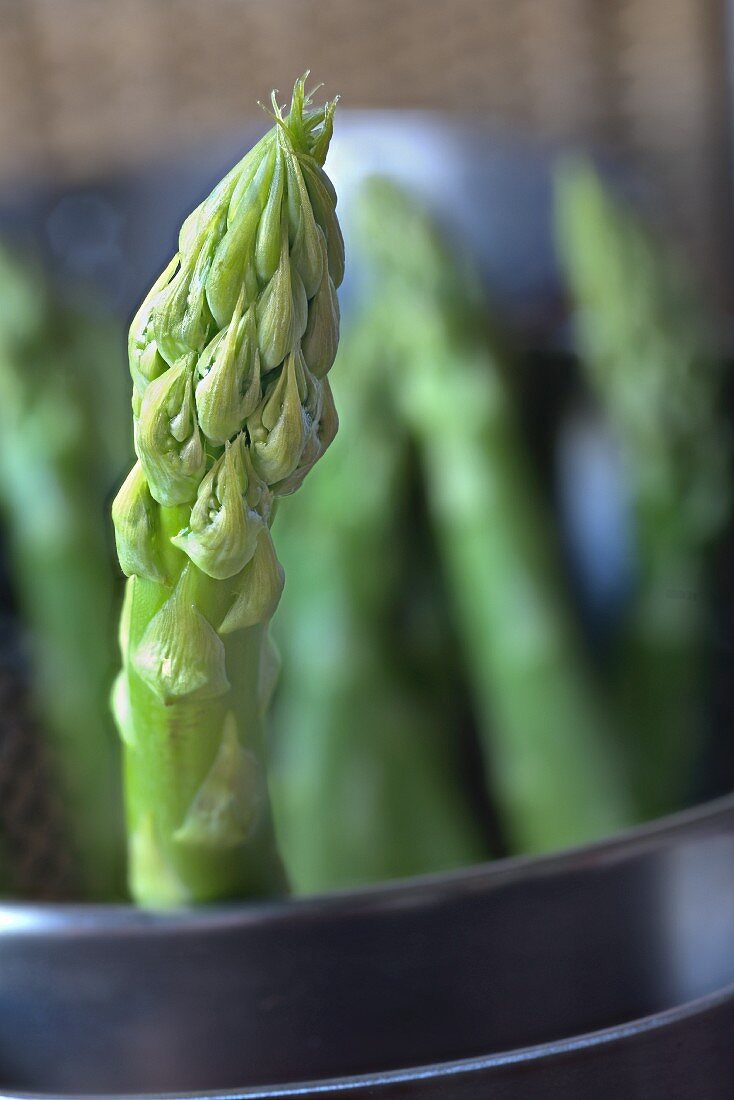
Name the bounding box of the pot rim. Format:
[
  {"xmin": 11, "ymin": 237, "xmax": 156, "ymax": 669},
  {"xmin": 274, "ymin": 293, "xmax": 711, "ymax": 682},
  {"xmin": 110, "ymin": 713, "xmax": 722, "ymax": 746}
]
[
  {"xmin": 2, "ymin": 793, "xmax": 734, "ymax": 1099},
  {"xmin": 3, "ymin": 980, "xmax": 733, "ymax": 1099},
  {"xmin": 1, "ymin": 791, "xmax": 732, "ymax": 934}
]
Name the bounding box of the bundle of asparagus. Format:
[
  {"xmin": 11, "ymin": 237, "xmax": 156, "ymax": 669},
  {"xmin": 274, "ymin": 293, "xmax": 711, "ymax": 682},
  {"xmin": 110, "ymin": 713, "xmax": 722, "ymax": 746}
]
[
  {"xmin": 555, "ymin": 163, "xmax": 731, "ymax": 817},
  {"xmin": 0, "ymin": 246, "xmax": 127, "ymax": 899},
  {"xmin": 112, "ymin": 77, "xmax": 343, "ymax": 905},
  {"xmin": 1, "ymin": 99, "xmax": 724, "ymax": 905},
  {"xmin": 351, "ymin": 178, "xmax": 632, "ymax": 853}
]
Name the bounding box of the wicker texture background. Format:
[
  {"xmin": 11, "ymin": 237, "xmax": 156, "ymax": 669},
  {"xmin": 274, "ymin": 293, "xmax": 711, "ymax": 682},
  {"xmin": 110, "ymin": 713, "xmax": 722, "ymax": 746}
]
[{"xmin": 0, "ymin": 0, "xmax": 731, "ymax": 287}]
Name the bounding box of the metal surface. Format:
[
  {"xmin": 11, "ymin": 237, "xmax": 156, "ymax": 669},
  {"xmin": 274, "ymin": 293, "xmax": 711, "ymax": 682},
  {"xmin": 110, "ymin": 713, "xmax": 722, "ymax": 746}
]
[{"xmin": 0, "ymin": 796, "xmax": 733, "ymax": 1097}]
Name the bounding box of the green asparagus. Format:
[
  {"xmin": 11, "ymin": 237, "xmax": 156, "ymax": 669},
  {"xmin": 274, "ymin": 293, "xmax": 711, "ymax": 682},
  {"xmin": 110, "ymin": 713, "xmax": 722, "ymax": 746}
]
[
  {"xmin": 355, "ymin": 178, "xmax": 632, "ymax": 853},
  {"xmin": 555, "ymin": 162, "xmax": 730, "ymax": 816},
  {"xmin": 112, "ymin": 77, "xmax": 343, "ymax": 905},
  {"xmin": 0, "ymin": 246, "xmax": 127, "ymax": 899},
  {"xmin": 272, "ymin": 319, "xmax": 489, "ymax": 892}
]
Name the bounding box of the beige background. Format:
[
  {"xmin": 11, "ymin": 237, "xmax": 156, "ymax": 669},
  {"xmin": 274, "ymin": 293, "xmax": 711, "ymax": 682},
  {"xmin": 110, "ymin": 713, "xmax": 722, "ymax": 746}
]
[{"xmin": 0, "ymin": 0, "xmax": 730, "ymax": 292}]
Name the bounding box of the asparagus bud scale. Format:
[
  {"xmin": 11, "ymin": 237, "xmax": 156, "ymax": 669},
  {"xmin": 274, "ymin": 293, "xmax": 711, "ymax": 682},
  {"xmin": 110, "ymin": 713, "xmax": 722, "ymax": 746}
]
[{"xmin": 112, "ymin": 77, "xmax": 343, "ymax": 904}]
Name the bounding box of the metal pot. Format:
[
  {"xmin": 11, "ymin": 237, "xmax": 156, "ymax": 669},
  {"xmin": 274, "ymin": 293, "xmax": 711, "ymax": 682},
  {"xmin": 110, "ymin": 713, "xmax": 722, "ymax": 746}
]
[{"xmin": 0, "ymin": 795, "xmax": 732, "ymax": 1098}]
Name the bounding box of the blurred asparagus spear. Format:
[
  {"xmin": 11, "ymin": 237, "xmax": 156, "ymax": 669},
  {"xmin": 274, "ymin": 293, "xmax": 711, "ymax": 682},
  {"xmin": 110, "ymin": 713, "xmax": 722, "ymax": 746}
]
[
  {"xmin": 112, "ymin": 77, "xmax": 343, "ymax": 905},
  {"xmin": 0, "ymin": 246, "xmax": 127, "ymax": 898},
  {"xmin": 555, "ymin": 162, "xmax": 730, "ymax": 817},
  {"xmin": 272, "ymin": 320, "xmax": 489, "ymax": 892},
  {"xmin": 355, "ymin": 178, "xmax": 632, "ymax": 853}
]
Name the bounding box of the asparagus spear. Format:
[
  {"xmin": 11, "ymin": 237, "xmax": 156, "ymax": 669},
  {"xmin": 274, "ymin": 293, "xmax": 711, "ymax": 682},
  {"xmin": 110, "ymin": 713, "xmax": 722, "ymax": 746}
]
[
  {"xmin": 555, "ymin": 162, "xmax": 730, "ymax": 816},
  {"xmin": 0, "ymin": 246, "xmax": 126, "ymax": 899},
  {"xmin": 355, "ymin": 179, "xmax": 632, "ymax": 853},
  {"xmin": 112, "ymin": 77, "xmax": 343, "ymax": 905},
  {"xmin": 271, "ymin": 320, "xmax": 489, "ymax": 892}
]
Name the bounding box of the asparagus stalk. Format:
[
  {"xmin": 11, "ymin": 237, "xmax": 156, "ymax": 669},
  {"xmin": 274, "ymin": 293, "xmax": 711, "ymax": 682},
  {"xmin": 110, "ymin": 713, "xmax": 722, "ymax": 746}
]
[
  {"xmin": 0, "ymin": 247, "xmax": 126, "ymax": 899},
  {"xmin": 112, "ymin": 77, "xmax": 343, "ymax": 905},
  {"xmin": 555, "ymin": 162, "xmax": 730, "ymax": 817},
  {"xmin": 272, "ymin": 320, "xmax": 489, "ymax": 892},
  {"xmin": 355, "ymin": 179, "xmax": 632, "ymax": 853}
]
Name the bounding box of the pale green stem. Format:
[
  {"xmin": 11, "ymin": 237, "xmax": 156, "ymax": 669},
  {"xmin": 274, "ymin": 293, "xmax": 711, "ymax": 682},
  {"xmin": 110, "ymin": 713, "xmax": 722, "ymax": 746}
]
[{"xmin": 120, "ymin": 509, "xmax": 284, "ymax": 905}]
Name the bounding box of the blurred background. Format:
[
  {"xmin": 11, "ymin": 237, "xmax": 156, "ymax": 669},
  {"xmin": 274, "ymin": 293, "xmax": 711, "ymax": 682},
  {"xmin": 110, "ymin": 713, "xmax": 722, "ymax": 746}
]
[{"xmin": 1, "ymin": 0, "xmax": 734, "ymax": 899}]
